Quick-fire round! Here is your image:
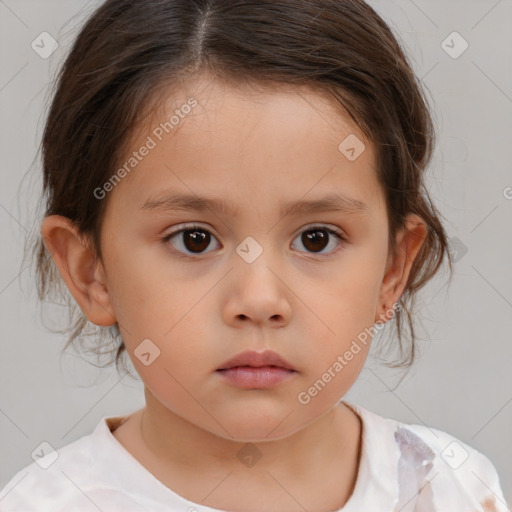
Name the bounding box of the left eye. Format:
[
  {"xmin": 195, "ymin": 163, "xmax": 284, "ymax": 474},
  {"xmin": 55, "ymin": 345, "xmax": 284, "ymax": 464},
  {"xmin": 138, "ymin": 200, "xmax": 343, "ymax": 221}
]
[
  {"xmin": 162, "ymin": 224, "xmax": 345, "ymax": 256},
  {"xmin": 290, "ymin": 225, "xmax": 345, "ymax": 255}
]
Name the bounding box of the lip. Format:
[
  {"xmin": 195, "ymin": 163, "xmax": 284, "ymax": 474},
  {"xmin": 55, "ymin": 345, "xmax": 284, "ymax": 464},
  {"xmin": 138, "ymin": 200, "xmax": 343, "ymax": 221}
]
[
  {"xmin": 216, "ymin": 350, "xmax": 296, "ymax": 371},
  {"xmin": 216, "ymin": 366, "xmax": 296, "ymax": 389}
]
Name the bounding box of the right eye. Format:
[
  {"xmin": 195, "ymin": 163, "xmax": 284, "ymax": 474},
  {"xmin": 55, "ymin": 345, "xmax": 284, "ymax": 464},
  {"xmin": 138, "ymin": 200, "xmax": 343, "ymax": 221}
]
[{"xmin": 162, "ymin": 224, "xmax": 221, "ymax": 256}]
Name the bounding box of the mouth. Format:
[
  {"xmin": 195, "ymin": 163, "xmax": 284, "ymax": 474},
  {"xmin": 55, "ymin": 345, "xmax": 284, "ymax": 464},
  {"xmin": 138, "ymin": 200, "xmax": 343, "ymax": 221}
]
[
  {"xmin": 215, "ymin": 365, "xmax": 297, "ymax": 389},
  {"xmin": 216, "ymin": 349, "xmax": 296, "ymax": 372},
  {"xmin": 215, "ymin": 350, "xmax": 297, "ymax": 388}
]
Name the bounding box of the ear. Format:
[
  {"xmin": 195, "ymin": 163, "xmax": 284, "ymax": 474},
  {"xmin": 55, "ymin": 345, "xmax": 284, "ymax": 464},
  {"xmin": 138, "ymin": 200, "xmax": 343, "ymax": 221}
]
[
  {"xmin": 375, "ymin": 214, "xmax": 427, "ymax": 324},
  {"xmin": 40, "ymin": 215, "xmax": 116, "ymax": 326}
]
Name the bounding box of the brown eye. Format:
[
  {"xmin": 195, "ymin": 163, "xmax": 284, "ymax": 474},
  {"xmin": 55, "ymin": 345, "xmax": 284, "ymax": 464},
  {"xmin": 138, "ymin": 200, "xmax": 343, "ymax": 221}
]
[
  {"xmin": 163, "ymin": 225, "xmax": 220, "ymax": 255},
  {"xmin": 182, "ymin": 229, "xmax": 211, "ymax": 253},
  {"xmin": 302, "ymin": 229, "xmax": 328, "ymax": 252},
  {"xmin": 291, "ymin": 226, "xmax": 345, "ymax": 255}
]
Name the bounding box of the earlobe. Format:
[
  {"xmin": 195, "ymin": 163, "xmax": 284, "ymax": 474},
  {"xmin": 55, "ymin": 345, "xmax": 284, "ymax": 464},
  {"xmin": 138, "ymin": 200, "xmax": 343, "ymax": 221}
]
[
  {"xmin": 375, "ymin": 214, "xmax": 427, "ymax": 324},
  {"xmin": 40, "ymin": 215, "xmax": 117, "ymax": 327}
]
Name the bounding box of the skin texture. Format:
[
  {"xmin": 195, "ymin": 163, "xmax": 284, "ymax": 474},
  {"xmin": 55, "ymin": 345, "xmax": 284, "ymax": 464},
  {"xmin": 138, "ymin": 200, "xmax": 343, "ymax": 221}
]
[{"xmin": 41, "ymin": 74, "xmax": 427, "ymax": 511}]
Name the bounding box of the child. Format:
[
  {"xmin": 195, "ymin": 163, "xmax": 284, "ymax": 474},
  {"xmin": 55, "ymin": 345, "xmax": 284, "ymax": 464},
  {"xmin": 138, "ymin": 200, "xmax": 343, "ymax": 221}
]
[{"xmin": 0, "ymin": 0, "xmax": 508, "ymax": 510}]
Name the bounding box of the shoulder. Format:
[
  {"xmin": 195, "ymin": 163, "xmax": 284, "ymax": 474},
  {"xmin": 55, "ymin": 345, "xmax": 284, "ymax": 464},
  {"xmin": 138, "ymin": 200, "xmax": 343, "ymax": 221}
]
[
  {"xmin": 0, "ymin": 435, "xmax": 92, "ymax": 511},
  {"xmin": 393, "ymin": 419, "xmax": 509, "ymax": 511},
  {"xmin": 0, "ymin": 418, "xmax": 149, "ymax": 512},
  {"xmin": 0, "ymin": 460, "xmax": 149, "ymax": 512},
  {"xmin": 402, "ymin": 425, "xmax": 508, "ymax": 512}
]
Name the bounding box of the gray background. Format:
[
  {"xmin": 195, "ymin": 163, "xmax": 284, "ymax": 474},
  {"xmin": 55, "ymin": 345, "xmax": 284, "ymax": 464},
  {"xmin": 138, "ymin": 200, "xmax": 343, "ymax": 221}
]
[{"xmin": 1, "ymin": 0, "xmax": 511, "ymax": 506}]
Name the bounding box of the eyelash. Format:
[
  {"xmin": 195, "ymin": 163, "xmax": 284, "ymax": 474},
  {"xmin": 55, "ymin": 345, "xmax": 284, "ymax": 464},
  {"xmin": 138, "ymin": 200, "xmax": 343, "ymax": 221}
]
[{"xmin": 161, "ymin": 223, "xmax": 347, "ymax": 258}]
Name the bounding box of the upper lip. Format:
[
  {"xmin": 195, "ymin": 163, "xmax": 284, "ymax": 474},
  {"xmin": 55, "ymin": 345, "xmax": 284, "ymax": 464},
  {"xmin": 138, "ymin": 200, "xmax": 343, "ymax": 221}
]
[{"xmin": 216, "ymin": 350, "xmax": 296, "ymax": 371}]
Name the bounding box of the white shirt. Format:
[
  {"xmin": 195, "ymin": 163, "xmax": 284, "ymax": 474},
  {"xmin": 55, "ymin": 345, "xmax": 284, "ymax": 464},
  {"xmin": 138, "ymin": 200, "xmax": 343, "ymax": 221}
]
[{"xmin": 0, "ymin": 400, "xmax": 508, "ymax": 511}]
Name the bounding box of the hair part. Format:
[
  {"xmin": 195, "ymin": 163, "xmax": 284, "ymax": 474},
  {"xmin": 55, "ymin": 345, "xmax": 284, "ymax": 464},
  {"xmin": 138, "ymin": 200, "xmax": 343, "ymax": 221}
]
[{"xmin": 26, "ymin": 0, "xmax": 453, "ymax": 378}]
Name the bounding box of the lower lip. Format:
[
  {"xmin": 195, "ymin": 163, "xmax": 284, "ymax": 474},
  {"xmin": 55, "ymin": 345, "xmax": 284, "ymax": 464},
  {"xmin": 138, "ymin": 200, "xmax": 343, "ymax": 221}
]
[{"xmin": 216, "ymin": 366, "xmax": 296, "ymax": 389}]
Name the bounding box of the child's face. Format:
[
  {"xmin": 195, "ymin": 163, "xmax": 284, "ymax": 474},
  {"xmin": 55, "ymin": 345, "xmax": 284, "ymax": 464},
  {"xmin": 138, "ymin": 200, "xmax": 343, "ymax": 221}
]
[{"xmin": 76, "ymin": 76, "xmax": 416, "ymax": 440}]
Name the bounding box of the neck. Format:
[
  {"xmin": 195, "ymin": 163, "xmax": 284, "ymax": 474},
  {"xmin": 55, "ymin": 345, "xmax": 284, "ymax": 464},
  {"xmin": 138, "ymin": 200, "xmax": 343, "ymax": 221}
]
[{"xmin": 136, "ymin": 388, "xmax": 362, "ymax": 507}]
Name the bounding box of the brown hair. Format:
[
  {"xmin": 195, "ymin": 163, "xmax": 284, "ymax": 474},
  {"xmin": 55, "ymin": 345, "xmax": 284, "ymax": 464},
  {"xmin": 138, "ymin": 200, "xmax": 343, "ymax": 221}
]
[{"xmin": 25, "ymin": 0, "xmax": 453, "ymax": 378}]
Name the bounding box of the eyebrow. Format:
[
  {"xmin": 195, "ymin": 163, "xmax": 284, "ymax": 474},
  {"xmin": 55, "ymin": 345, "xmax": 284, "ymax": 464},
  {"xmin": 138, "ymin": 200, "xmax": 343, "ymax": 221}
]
[{"xmin": 141, "ymin": 191, "xmax": 368, "ymax": 217}]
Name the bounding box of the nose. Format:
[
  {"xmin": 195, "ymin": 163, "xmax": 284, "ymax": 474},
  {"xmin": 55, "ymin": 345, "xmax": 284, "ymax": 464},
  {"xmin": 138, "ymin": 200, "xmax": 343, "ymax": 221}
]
[{"xmin": 222, "ymin": 260, "xmax": 292, "ymax": 329}]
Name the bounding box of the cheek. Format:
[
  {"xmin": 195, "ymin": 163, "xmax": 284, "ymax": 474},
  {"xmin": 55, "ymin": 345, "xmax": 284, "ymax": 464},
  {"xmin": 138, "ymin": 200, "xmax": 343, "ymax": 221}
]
[
  {"xmin": 321, "ymin": 253, "xmax": 385, "ymax": 326},
  {"xmin": 104, "ymin": 243, "xmax": 192, "ymax": 330},
  {"xmin": 110, "ymin": 270, "xmax": 214, "ymax": 364},
  {"xmin": 123, "ymin": 314, "xmax": 212, "ymax": 411},
  {"xmin": 299, "ymin": 251, "xmax": 385, "ymax": 370},
  {"xmin": 134, "ymin": 356, "xmax": 199, "ymax": 416}
]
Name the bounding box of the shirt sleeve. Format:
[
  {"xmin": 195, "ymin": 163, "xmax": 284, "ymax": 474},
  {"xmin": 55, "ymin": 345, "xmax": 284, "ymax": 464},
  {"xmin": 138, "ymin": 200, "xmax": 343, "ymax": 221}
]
[{"xmin": 395, "ymin": 425, "xmax": 510, "ymax": 512}]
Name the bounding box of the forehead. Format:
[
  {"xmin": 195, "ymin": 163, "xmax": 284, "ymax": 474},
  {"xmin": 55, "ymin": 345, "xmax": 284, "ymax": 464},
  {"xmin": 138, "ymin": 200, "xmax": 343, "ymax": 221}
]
[{"xmin": 109, "ymin": 76, "xmax": 385, "ymax": 217}]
